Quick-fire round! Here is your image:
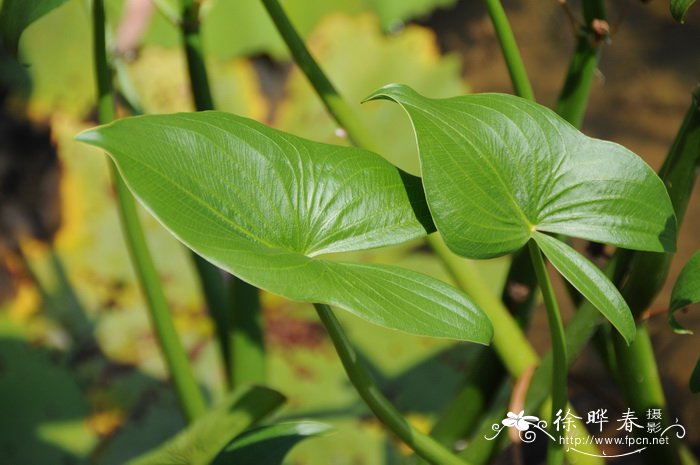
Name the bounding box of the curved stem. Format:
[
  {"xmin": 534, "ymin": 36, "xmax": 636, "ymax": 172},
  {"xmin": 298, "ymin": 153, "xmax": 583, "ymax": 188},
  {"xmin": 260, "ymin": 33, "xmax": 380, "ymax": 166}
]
[
  {"xmin": 314, "ymin": 303, "xmax": 471, "ymax": 465},
  {"xmin": 483, "ymin": 0, "xmax": 535, "ymax": 100},
  {"xmin": 92, "ymin": 0, "xmax": 206, "ymax": 422},
  {"xmin": 527, "ymin": 240, "xmax": 566, "ymax": 465},
  {"xmin": 259, "ymin": 0, "xmax": 381, "ymax": 152}
]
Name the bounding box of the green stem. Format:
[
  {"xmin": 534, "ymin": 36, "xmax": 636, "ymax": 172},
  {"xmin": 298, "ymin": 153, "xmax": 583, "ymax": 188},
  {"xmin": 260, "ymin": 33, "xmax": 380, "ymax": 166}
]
[
  {"xmin": 426, "ymin": 240, "xmax": 536, "ymax": 454},
  {"xmin": 527, "ymin": 240, "xmax": 566, "ymax": 465},
  {"xmin": 229, "ymin": 278, "xmax": 266, "ymax": 386},
  {"xmin": 180, "ymin": 0, "xmax": 214, "ymax": 111},
  {"xmin": 457, "ymin": 383, "xmax": 511, "ymax": 464},
  {"xmin": 259, "ymin": 0, "xmax": 381, "ymax": 152},
  {"xmin": 521, "ymin": 88, "xmax": 700, "ymax": 464},
  {"xmin": 483, "ymin": 0, "xmax": 535, "ymax": 100},
  {"xmin": 314, "ymin": 303, "xmax": 471, "ymax": 465},
  {"xmin": 429, "ymin": 237, "xmax": 602, "ymax": 465},
  {"xmin": 608, "ymin": 87, "xmax": 700, "ymax": 465},
  {"xmin": 555, "ymin": 0, "xmax": 607, "ymax": 127},
  {"xmin": 612, "ymin": 325, "xmax": 679, "ymax": 465},
  {"xmin": 92, "ymin": 0, "xmax": 206, "ymax": 422},
  {"xmin": 428, "ymin": 236, "xmax": 538, "ymax": 376},
  {"xmin": 178, "ymin": 0, "xmax": 266, "ymax": 389}
]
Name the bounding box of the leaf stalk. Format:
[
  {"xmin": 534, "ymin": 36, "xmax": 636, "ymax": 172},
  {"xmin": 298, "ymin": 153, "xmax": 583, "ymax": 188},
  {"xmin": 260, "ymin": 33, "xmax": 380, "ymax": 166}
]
[
  {"xmin": 527, "ymin": 239, "xmax": 566, "ymax": 465},
  {"xmin": 313, "ymin": 303, "xmax": 472, "ymax": 465}
]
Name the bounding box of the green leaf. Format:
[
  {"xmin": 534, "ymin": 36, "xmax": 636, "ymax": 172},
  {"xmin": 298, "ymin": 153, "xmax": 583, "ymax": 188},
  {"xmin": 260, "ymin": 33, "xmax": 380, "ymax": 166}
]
[
  {"xmin": 128, "ymin": 385, "xmax": 285, "ymax": 465},
  {"xmin": 364, "ymin": 84, "xmax": 676, "ymax": 258},
  {"xmin": 671, "ymin": 0, "xmax": 696, "ymax": 23},
  {"xmin": 669, "ymin": 250, "xmax": 700, "ymax": 334},
  {"xmin": 691, "ymin": 359, "xmax": 700, "ymax": 393},
  {"xmin": 533, "ymin": 232, "xmax": 635, "ymax": 344},
  {"xmin": 212, "ymin": 421, "xmax": 332, "ymax": 465},
  {"xmin": 365, "ymin": 84, "xmax": 674, "ymax": 341},
  {"xmin": 0, "ymin": 0, "xmax": 68, "ymax": 56},
  {"xmin": 76, "ymin": 112, "xmax": 492, "ymax": 343}
]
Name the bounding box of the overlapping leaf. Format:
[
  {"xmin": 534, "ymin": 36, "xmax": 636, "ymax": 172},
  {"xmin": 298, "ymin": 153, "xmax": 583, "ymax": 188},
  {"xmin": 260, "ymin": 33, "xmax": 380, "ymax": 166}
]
[
  {"xmin": 669, "ymin": 250, "xmax": 700, "ymax": 334},
  {"xmin": 128, "ymin": 386, "xmax": 285, "ymax": 465},
  {"xmin": 366, "ymin": 84, "xmax": 677, "ymax": 343},
  {"xmin": 533, "ymin": 232, "xmax": 634, "ymax": 341},
  {"xmin": 669, "ymin": 251, "xmax": 700, "ymax": 392},
  {"xmin": 0, "ymin": 0, "xmax": 68, "ymax": 56},
  {"xmin": 77, "ymin": 112, "xmax": 492, "ymax": 343},
  {"xmin": 212, "ymin": 421, "xmax": 332, "ymax": 465}
]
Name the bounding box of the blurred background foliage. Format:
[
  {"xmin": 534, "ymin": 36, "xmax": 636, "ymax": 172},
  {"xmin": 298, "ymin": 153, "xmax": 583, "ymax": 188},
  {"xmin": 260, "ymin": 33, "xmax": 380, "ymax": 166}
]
[{"xmin": 0, "ymin": 0, "xmax": 699, "ymax": 464}]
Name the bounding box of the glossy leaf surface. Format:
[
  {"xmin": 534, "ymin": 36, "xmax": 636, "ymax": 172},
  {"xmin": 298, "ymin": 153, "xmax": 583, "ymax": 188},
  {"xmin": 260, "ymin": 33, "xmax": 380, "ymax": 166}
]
[
  {"xmin": 533, "ymin": 232, "xmax": 634, "ymax": 343},
  {"xmin": 671, "ymin": 0, "xmax": 696, "ymax": 22},
  {"xmin": 366, "ymin": 84, "xmax": 676, "ymax": 341},
  {"xmin": 0, "ymin": 0, "xmax": 67, "ymax": 56},
  {"xmin": 128, "ymin": 386, "xmax": 285, "ymax": 465},
  {"xmin": 212, "ymin": 421, "xmax": 332, "ymax": 465},
  {"xmin": 365, "ymin": 84, "xmax": 676, "ymax": 259},
  {"xmin": 669, "ymin": 250, "xmax": 700, "ymax": 334},
  {"xmin": 77, "ymin": 112, "xmax": 492, "ymax": 343}
]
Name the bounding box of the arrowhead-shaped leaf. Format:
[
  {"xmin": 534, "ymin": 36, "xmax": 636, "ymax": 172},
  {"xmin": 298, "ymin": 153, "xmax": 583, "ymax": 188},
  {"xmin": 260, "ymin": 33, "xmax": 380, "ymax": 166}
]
[
  {"xmin": 128, "ymin": 385, "xmax": 286, "ymax": 465},
  {"xmin": 671, "ymin": 0, "xmax": 696, "ymax": 23},
  {"xmin": 669, "ymin": 250, "xmax": 700, "ymax": 334},
  {"xmin": 365, "ymin": 84, "xmax": 676, "ymax": 341},
  {"xmin": 212, "ymin": 421, "xmax": 332, "ymax": 465},
  {"xmin": 0, "ymin": 0, "xmax": 68, "ymax": 56},
  {"xmin": 77, "ymin": 112, "xmax": 492, "ymax": 343},
  {"xmin": 365, "ymin": 84, "xmax": 676, "ymax": 258}
]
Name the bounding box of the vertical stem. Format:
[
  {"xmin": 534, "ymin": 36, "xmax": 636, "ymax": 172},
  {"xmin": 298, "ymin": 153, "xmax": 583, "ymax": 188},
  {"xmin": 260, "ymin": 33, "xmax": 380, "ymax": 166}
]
[
  {"xmin": 613, "ymin": 326, "xmax": 673, "ymax": 459},
  {"xmin": 606, "ymin": 87, "xmax": 700, "ymax": 465},
  {"xmin": 92, "ymin": 0, "xmax": 206, "ymax": 422},
  {"xmin": 229, "ymin": 278, "xmax": 266, "ymax": 386},
  {"xmin": 527, "ymin": 240, "xmax": 566, "ymax": 465},
  {"xmin": 178, "ymin": 0, "xmax": 266, "ymax": 388},
  {"xmin": 483, "ymin": 0, "xmax": 535, "ymax": 100},
  {"xmin": 180, "ymin": 0, "xmax": 214, "ymax": 111},
  {"xmin": 555, "ymin": 0, "xmax": 607, "ymax": 127},
  {"xmin": 314, "ymin": 303, "xmax": 471, "ymax": 465},
  {"xmin": 259, "ymin": 0, "xmax": 381, "ymax": 152}
]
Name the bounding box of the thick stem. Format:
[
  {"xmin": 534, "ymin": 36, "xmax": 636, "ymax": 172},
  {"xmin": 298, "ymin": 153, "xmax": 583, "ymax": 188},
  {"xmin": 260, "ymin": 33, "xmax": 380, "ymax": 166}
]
[
  {"xmin": 607, "ymin": 87, "xmax": 700, "ymax": 465},
  {"xmin": 259, "ymin": 0, "xmax": 381, "ymax": 152},
  {"xmin": 428, "ymin": 236, "xmax": 538, "ymax": 376},
  {"xmin": 528, "ymin": 240, "xmax": 566, "ymax": 465},
  {"xmin": 180, "ymin": 0, "xmax": 214, "ymax": 111},
  {"xmin": 555, "ymin": 0, "xmax": 607, "ymax": 127},
  {"xmin": 314, "ymin": 303, "xmax": 471, "ymax": 465},
  {"xmin": 483, "ymin": 0, "xmax": 535, "ymax": 100},
  {"xmin": 92, "ymin": 0, "xmax": 206, "ymax": 422},
  {"xmin": 613, "ymin": 325, "xmax": 678, "ymax": 465}
]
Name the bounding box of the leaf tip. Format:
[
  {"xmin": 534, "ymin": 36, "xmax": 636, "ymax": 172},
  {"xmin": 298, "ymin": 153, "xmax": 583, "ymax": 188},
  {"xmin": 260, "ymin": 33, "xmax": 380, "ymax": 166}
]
[
  {"xmin": 74, "ymin": 128, "xmax": 102, "ymax": 146},
  {"xmin": 362, "ymin": 83, "xmax": 414, "ymax": 105},
  {"xmin": 671, "ymin": 0, "xmax": 696, "ymax": 22}
]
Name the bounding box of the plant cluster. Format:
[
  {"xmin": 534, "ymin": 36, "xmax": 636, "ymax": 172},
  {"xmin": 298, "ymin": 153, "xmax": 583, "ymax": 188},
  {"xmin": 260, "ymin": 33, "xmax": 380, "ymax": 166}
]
[{"xmin": 1, "ymin": 0, "xmax": 699, "ymax": 464}]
